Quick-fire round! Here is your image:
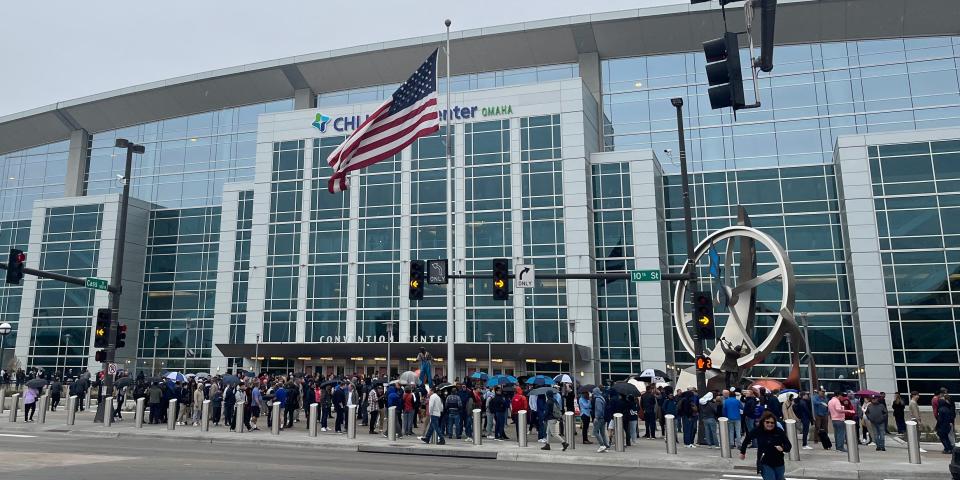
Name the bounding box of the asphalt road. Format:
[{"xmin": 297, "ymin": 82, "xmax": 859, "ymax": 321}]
[{"xmin": 0, "ymin": 431, "xmax": 853, "ymax": 480}]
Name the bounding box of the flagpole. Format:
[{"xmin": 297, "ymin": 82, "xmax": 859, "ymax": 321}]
[{"xmin": 443, "ymin": 18, "xmax": 456, "ymax": 382}]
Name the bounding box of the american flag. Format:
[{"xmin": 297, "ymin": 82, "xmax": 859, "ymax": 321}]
[{"xmin": 326, "ymin": 49, "xmax": 440, "ymax": 193}]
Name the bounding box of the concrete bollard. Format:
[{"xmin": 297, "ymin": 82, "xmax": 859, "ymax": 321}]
[
  {"xmin": 66, "ymin": 396, "xmax": 77, "ymax": 425},
  {"xmin": 167, "ymin": 399, "xmax": 177, "ymax": 430},
  {"xmin": 309, "ymin": 403, "xmax": 318, "ymax": 437},
  {"xmin": 347, "ymin": 405, "xmax": 357, "ymax": 439},
  {"xmin": 135, "ymin": 397, "xmax": 145, "ymax": 428},
  {"xmin": 387, "ymin": 406, "xmax": 397, "ymax": 441},
  {"xmin": 469, "ymin": 408, "xmax": 481, "ymax": 445},
  {"xmin": 8, "ymin": 393, "xmax": 19, "ymax": 422},
  {"xmin": 104, "ymin": 398, "xmax": 113, "ymax": 427},
  {"xmin": 38, "ymin": 395, "xmax": 48, "ymax": 423},
  {"xmin": 271, "ymin": 401, "xmax": 281, "ymax": 435},
  {"xmin": 613, "ymin": 412, "xmax": 625, "ymax": 452},
  {"xmin": 718, "ymin": 417, "xmax": 731, "ymax": 458},
  {"xmin": 665, "ymin": 414, "xmax": 677, "ymax": 454},
  {"xmin": 235, "ymin": 401, "xmax": 245, "ymax": 433},
  {"xmin": 784, "ymin": 419, "xmax": 800, "ymax": 461},
  {"xmin": 844, "ymin": 420, "xmax": 859, "ymax": 463},
  {"xmin": 201, "ymin": 400, "xmax": 210, "ymax": 432},
  {"xmin": 84, "ymin": 389, "xmax": 91, "ymax": 410},
  {"xmin": 905, "ymin": 420, "xmax": 921, "ymax": 465},
  {"xmin": 563, "ymin": 411, "xmax": 576, "ymax": 450},
  {"xmin": 0, "ymin": 385, "xmax": 6, "ymax": 411},
  {"xmin": 517, "ymin": 410, "xmax": 528, "ymax": 447}
]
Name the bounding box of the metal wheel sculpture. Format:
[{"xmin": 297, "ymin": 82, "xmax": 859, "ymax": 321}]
[{"xmin": 673, "ymin": 225, "xmax": 798, "ymax": 375}]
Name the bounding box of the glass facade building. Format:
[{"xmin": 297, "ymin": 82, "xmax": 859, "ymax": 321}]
[{"xmin": 2, "ymin": 2, "xmax": 957, "ymax": 397}]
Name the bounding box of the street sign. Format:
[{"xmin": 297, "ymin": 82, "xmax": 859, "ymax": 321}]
[
  {"xmin": 630, "ymin": 269, "xmax": 661, "ymax": 282},
  {"xmin": 107, "ymin": 363, "xmax": 118, "ymax": 375},
  {"xmin": 515, "ymin": 264, "xmax": 535, "ymax": 288},
  {"xmin": 427, "ymin": 259, "xmax": 448, "ymax": 284},
  {"xmin": 85, "ymin": 277, "xmax": 109, "ymax": 291}
]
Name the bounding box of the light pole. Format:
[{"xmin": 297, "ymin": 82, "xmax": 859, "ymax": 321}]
[
  {"xmin": 0, "ymin": 322, "xmax": 11, "ymax": 372},
  {"xmin": 183, "ymin": 318, "xmax": 194, "ymax": 372},
  {"xmin": 386, "ymin": 321, "xmax": 394, "ymax": 379},
  {"xmin": 568, "ymin": 318, "xmax": 577, "ymax": 395},
  {"xmin": 484, "ymin": 332, "xmax": 493, "ymax": 376},
  {"xmin": 152, "ymin": 327, "xmax": 159, "ymax": 376},
  {"xmin": 58, "ymin": 334, "xmax": 72, "ymax": 379},
  {"xmin": 254, "ymin": 333, "xmax": 261, "ymax": 375},
  {"xmin": 96, "ymin": 138, "xmax": 144, "ymax": 423}
]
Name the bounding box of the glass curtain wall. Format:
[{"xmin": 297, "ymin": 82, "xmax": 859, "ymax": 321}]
[
  {"xmin": 356, "ymin": 154, "xmax": 401, "ymax": 338},
  {"xmin": 464, "ymin": 120, "xmax": 513, "ymax": 342},
  {"xmin": 0, "ymin": 141, "xmax": 68, "ymax": 221},
  {"xmin": 263, "ymin": 141, "xmax": 304, "ymax": 342},
  {"xmin": 29, "ymin": 205, "xmax": 103, "ymax": 373},
  {"xmin": 410, "ymin": 128, "xmax": 450, "ymax": 339},
  {"xmin": 229, "ymin": 191, "xmax": 254, "ymax": 345},
  {"xmin": 308, "ymin": 138, "xmax": 350, "ymax": 340},
  {"xmin": 870, "ymin": 140, "xmax": 960, "ymax": 397},
  {"xmin": 0, "ymin": 220, "xmax": 29, "ymax": 357}
]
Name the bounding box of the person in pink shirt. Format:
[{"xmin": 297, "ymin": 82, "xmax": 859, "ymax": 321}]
[{"xmin": 828, "ymin": 392, "xmax": 855, "ymax": 452}]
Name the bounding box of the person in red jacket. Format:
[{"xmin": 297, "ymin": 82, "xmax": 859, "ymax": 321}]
[{"xmin": 512, "ymin": 387, "xmax": 529, "ymax": 438}]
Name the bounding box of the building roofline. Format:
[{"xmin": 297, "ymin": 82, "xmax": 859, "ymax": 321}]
[{"xmin": 2, "ymin": 0, "xmax": 957, "ymax": 155}]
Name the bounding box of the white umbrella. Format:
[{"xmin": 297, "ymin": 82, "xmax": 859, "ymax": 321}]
[
  {"xmin": 627, "ymin": 378, "xmax": 646, "ymax": 393},
  {"xmin": 165, "ymin": 372, "xmax": 186, "ymax": 383},
  {"xmin": 777, "ymin": 391, "xmax": 798, "ymax": 403},
  {"xmin": 699, "ymin": 391, "xmax": 715, "ymax": 405},
  {"xmin": 553, "ymin": 374, "xmax": 573, "ymax": 384}
]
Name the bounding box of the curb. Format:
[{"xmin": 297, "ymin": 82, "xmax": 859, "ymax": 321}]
[{"xmin": 359, "ymin": 444, "xmax": 498, "ymax": 459}]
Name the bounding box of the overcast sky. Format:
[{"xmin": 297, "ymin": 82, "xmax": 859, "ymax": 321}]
[{"xmin": 0, "ymin": 0, "xmax": 686, "ymax": 117}]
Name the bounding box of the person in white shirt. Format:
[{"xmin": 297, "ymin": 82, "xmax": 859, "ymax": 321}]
[{"xmin": 421, "ymin": 390, "xmax": 445, "ymax": 445}]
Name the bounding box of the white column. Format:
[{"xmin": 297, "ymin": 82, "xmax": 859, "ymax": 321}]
[{"xmin": 399, "ymin": 148, "xmax": 413, "ymax": 344}]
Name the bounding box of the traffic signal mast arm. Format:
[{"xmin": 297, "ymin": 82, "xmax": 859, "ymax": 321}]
[
  {"xmin": 446, "ymin": 271, "xmax": 693, "ymax": 281},
  {"xmin": 0, "ymin": 261, "xmax": 121, "ymax": 293}
]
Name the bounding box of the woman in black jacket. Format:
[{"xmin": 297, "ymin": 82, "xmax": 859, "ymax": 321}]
[{"xmin": 739, "ymin": 411, "xmax": 792, "ymax": 480}]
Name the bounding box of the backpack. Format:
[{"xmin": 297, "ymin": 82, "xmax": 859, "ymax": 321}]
[
  {"xmin": 445, "ymin": 393, "xmax": 462, "ymax": 410},
  {"xmin": 547, "ymin": 394, "xmax": 563, "ymax": 420}
]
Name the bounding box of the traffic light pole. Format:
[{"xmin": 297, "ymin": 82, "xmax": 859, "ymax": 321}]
[
  {"xmin": 95, "ymin": 139, "xmax": 140, "ymax": 423},
  {"xmin": 0, "ymin": 263, "xmax": 119, "ymax": 292},
  {"xmin": 673, "ymin": 97, "xmax": 707, "ymax": 445}
]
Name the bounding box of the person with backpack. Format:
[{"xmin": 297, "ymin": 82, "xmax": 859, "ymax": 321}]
[
  {"xmin": 743, "ymin": 389, "xmax": 762, "ymax": 447},
  {"xmin": 578, "ymin": 390, "xmax": 592, "ymax": 444},
  {"xmin": 540, "ymin": 386, "xmax": 569, "ymax": 451},
  {"xmin": 677, "ymin": 387, "xmax": 700, "ymax": 448},
  {"xmin": 592, "ymin": 387, "xmax": 610, "ymax": 452},
  {"xmin": 445, "ymin": 385, "xmax": 463, "ymax": 439}
]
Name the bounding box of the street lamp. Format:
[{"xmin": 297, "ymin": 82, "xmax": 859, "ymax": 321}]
[
  {"xmin": 386, "ymin": 321, "xmax": 395, "ymax": 380},
  {"xmin": 152, "ymin": 327, "xmax": 159, "ymax": 376},
  {"xmin": 254, "ymin": 333, "xmax": 261, "ymax": 375},
  {"xmin": 484, "ymin": 332, "xmax": 493, "ymax": 376},
  {"xmin": 568, "ymin": 318, "xmax": 577, "ymax": 395},
  {"xmin": 0, "ymin": 322, "xmax": 11, "ymax": 371}
]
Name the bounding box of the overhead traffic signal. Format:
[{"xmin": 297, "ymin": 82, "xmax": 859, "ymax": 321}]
[
  {"xmin": 703, "ymin": 32, "xmax": 746, "ymax": 110},
  {"xmin": 409, "ymin": 260, "xmax": 425, "ymax": 300},
  {"xmin": 116, "ymin": 323, "xmax": 127, "ymax": 349},
  {"xmin": 94, "ymin": 308, "xmax": 111, "ymax": 349},
  {"xmin": 693, "ymin": 291, "xmax": 716, "ymax": 340},
  {"xmin": 5, "ymin": 248, "xmax": 26, "ymax": 285},
  {"xmin": 695, "ymin": 354, "xmax": 713, "ymax": 372},
  {"xmin": 492, "ymin": 258, "xmax": 509, "ymax": 301},
  {"xmin": 95, "ymin": 350, "xmax": 107, "ymax": 362}
]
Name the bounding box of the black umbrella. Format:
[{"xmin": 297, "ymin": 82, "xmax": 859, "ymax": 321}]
[
  {"xmin": 528, "ymin": 386, "xmax": 555, "ymax": 397},
  {"xmin": 222, "ymin": 374, "xmax": 241, "ymax": 385},
  {"xmin": 144, "ymin": 376, "xmax": 164, "ymax": 383},
  {"xmin": 635, "ymin": 368, "xmax": 672, "ymax": 382},
  {"xmin": 319, "ymin": 379, "xmax": 340, "ymax": 388},
  {"xmin": 115, "ymin": 377, "xmax": 134, "ymax": 388},
  {"xmin": 612, "ymin": 381, "xmax": 641, "ymax": 397},
  {"xmin": 577, "ymin": 384, "xmax": 597, "ymax": 394},
  {"xmin": 434, "ymin": 383, "xmax": 456, "ymax": 392},
  {"xmin": 25, "ymin": 378, "xmax": 48, "ymax": 389}
]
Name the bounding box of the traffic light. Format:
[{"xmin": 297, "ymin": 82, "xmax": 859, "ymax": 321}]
[
  {"xmin": 5, "ymin": 248, "xmax": 25, "ymax": 285},
  {"xmin": 95, "ymin": 350, "xmax": 107, "ymax": 362},
  {"xmin": 694, "ymin": 291, "xmax": 716, "ymax": 340},
  {"xmin": 409, "ymin": 260, "xmax": 425, "ymax": 300},
  {"xmin": 94, "ymin": 308, "xmax": 111, "ymax": 349},
  {"xmin": 116, "ymin": 323, "xmax": 127, "ymax": 349},
  {"xmin": 492, "ymin": 258, "xmax": 509, "ymax": 301},
  {"xmin": 703, "ymin": 32, "xmax": 745, "ymax": 110},
  {"xmin": 695, "ymin": 354, "xmax": 713, "ymax": 372}
]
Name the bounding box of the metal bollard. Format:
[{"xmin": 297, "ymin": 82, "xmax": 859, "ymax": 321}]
[
  {"xmin": 167, "ymin": 399, "xmax": 177, "ymax": 430},
  {"xmin": 235, "ymin": 401, "xmax": 245, "ymax": 433},
  {"xmin": 0, "ymin": 385, "xmax": 5, "ymax": 411},
  {"xmin": 347, "ymin": 405, "xmax": 357, "ymax": 439},
  {"xmin": 38, "ymin": 396, "xmax": 48, "ymax": 423},
  {"xmin": 844, "ymin": 420, "xmax": 859, "ymax": 463},
  {"xmin": 784, "ymin": 419, "xmax": 800, "ymax": 461},
  {"xmin": 563, "ymin": 411, "xmax": 576, "ymax": 450},
  {"xmin": 135, "ymin": 397, "xmax": 145, "ymax": 428},
  {"xmin": 271, "ymin": 401, "xmax": 281, "ymax": 435},
  {"xmin": 386, "ymin": 406, "xmax": 397, "ymax": 441},
  {"xmin": 905, "ymin": 420, "xmax": 921, "ymax": 465},
  {"xmin": 104, "ymin": 398, "xmax": 113, "ymax": 427},
  {"xmin": 84, "ymin": 389, "xmax": 91, "ymax": 410},
  {"xmin": 309, "ymin": 403, "xmax": 318, "ymax": 437},
  {"xmin": 665, "ymin": 414, "xmax": 677, "ymax": 454},
  {"xmin": 718, "ymin": 417, "xmax": 731, "ymax": 458},
  {"xmin": 472, "ymin": 408, "xmax": 482, "ymax": 445},
  {"xmin": 613, "ymin": 413, "xmax": 625, "ymax": 452},
  {"xmin": 201, "ymin": 400, "xmax": 210, "ymax": 432},
  {"xmin": 517, "ymin": 410, "xmax": 528, "ymax": 447},
  {"xmin": 8, "ymin": 393, "xmax": 19, "ymax": 422},
  {"xmin": 66, "ymin": 396, "xmax": 77, "ymax": 425}
]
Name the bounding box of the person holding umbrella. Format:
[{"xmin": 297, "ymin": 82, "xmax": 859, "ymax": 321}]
[
  {"xmin": 739, "ymin": 411, "xmax": 792, "ymax": 480},
  {"xmin": 22, "ymin": 383, "xmax": 39, "ymax": 422}
]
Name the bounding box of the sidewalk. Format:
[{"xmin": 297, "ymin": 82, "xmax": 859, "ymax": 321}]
[{"xmin": 0, "ymin": 407, "xmax": 950, "ymax": 479}]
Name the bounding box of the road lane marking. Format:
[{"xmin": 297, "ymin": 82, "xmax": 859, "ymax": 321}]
[{"xmin": 0, "ymin": 433, "xmax": 37, "ymax": 438}]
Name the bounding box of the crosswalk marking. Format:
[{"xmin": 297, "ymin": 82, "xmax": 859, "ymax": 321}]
[
  {"xmin": 722, "ymin": 475, "xmax": 816, "ymax": 480},
  {"xmin": 0, "ymin": 433, "xmax": 37, "ymax": 438}
]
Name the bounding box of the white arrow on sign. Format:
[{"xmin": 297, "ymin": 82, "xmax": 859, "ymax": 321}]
[{"xmin": 515, "ymin": 264, "xmax": 535, "ymax": 288}]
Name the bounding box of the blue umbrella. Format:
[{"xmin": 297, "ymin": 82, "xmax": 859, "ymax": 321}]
[
  {"xmin": 165, "ymin": 372, "xmax": 186, "ymax": 383},
  {"xmin": 486, "ymin": 374, "xmax": 518, "ymax": 387},
  {"xmin": 525, "ymin": 375, "xmax": 554, "ymax": 386},
  {"xmin": 469, "ymin": 372, "xmax": 489, "ymax": 381}
]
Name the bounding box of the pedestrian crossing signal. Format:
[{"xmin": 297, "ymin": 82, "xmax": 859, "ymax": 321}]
[{"xmin": 696, "ymin": 354, "xmax": 713, "ymax": 371}]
